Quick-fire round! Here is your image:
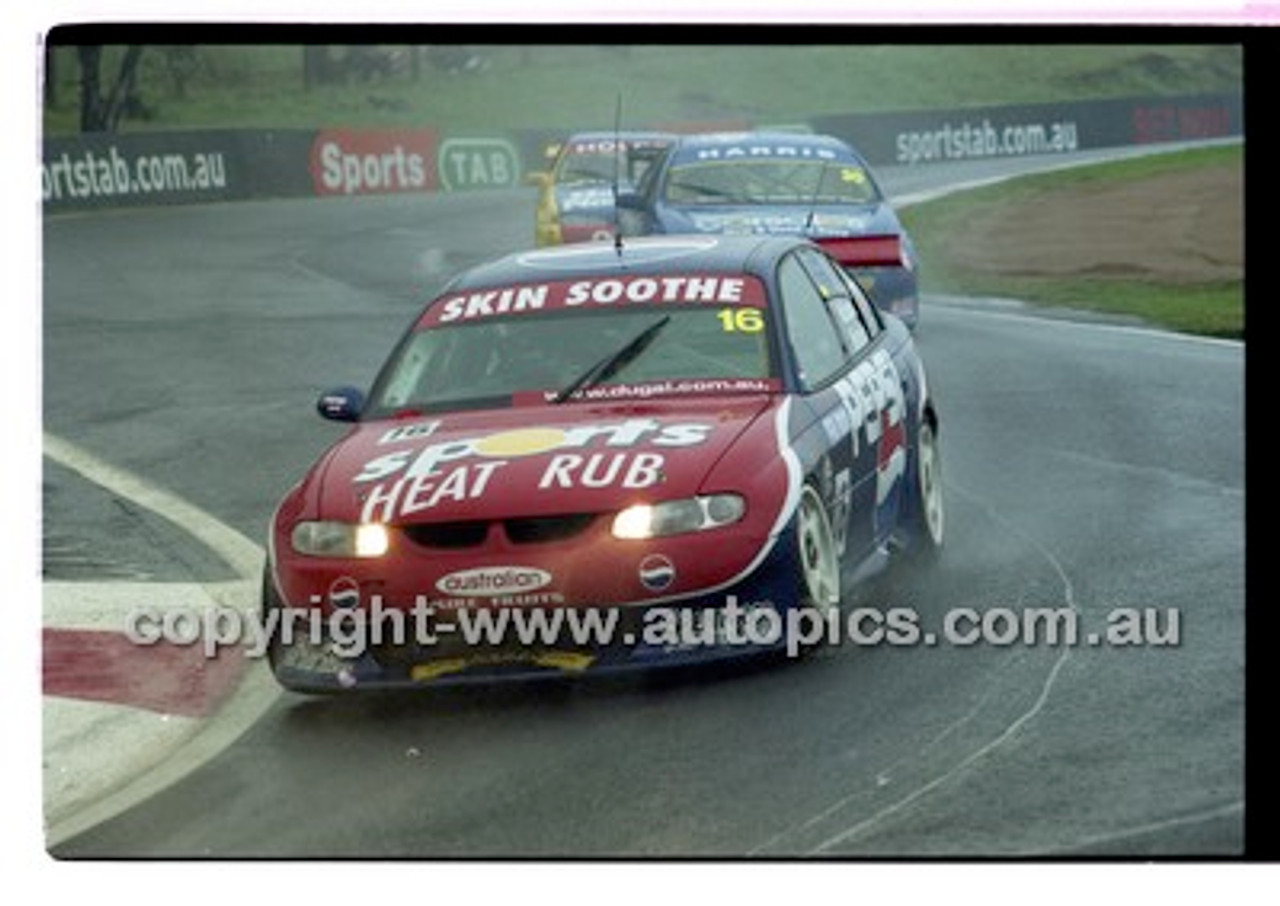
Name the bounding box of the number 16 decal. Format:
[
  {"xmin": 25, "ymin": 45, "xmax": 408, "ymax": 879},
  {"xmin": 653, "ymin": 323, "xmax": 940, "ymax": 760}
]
[{"xmin": 717, "ymin": 308, "xmax": 763, "ymax": 333}]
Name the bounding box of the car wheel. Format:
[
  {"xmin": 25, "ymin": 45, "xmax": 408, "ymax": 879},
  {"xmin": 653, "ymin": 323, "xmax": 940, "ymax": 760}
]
[
  {"xmin": 797, "ymin": 484, "xmax": 841, "ymax": 609},
  {"xmin": 908, "ymin": 418, "xmax": 945, "ymax": 559},
  {"xmin": 260, "ymin": 565, "xmax": 285, "ymax": 671}
]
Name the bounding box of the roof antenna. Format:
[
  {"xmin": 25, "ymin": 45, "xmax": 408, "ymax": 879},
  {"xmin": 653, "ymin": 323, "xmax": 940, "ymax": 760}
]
[
  {"xmin": 803, "ymin": 160, "xmax": 827, "ymax": 236},
  {"xmin": 612, "ymin": 92, "xmax": 625, "ymax": 256}
]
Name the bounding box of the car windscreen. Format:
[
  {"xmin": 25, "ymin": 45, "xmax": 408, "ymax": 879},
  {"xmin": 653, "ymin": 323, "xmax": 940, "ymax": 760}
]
[
  {"xmin": 366, "ymin": 305, "xmax": 775, "ymax": 416},
  {"xmin": 555, "ymin": 151, "xmax": 617, "ymax": 185},
  {"xmin": 557, "ymin": 143, "xmax": 672, "ymax": 187},
  {"xmin": 663, "ymin": 159, "xmax": 881, "ymax": 206}
]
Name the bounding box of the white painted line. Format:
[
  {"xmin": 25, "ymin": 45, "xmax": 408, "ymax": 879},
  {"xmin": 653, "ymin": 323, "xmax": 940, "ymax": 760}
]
[
  {"xmin": 1021, "ymin": 800, "xmax": 1244, "ymax": 855},
  {"xmin": 45, "ymin": 660, "xmax": 281, "ymax": 849},
  {"xmin": 43, "ymin": 697, "xmax": 200, "ymax": 830},
  {"xmin": 896, "ymin": 174, "xmax": 1032, "ymax": 208},
  {"xmin": 42, "ymin": 432, "xmax": 281, "ymax": 849},
  {"xmin": 44, "ymin": 580, "xmax": 258, "ymax": 632},
  {"xmin": 926, "ymin": 299, "xmax": 1244, "ymax": 350},
  {"xmin": 892, "ymin": 138, "xmax": 1243, "ymax": 210},
  {"xmin": 747, "ymin": 656, "xmax": 1016, "ymax": 856},
  {"xmin": 752, "ymin": 475, "xmax": 1082, "ymax": 856},
  {"xmin": 43, "ymin": 432, "xmax": 264, "ymax": 579}
]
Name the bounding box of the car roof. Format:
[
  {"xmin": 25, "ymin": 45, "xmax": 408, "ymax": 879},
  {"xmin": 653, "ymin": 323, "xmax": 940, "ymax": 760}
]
[
  {"xmin": 560, "ymin": 130, "xmax": 678, "ymax": 146},
  {"xmin": 668, "ymin": 130, "xmax": 865, "ymax": 163},
  {"xmin": 446, "ymin": 235, "xmax": 808, "ymax": 293}
]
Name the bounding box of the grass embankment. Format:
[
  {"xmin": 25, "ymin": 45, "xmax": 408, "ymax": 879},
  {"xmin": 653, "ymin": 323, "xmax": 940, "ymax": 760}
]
[{"xmin": 900, "ymin": 144, "xmax": 1244, "ymax": 339}]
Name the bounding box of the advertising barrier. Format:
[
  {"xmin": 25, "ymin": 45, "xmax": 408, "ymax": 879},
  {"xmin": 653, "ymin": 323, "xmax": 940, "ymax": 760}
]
[
  {"xmin": 41, "ymin": 130, "xmax": 316, "ymax": 211},
  {"xmin": 41, "ymin": 92, "xmax": 1243, "ymax": 213},
  {"xmin": 811, "ymin": 92, "xmax": 1243, "ymax": 167},
  {"xmin": 309, "ymin": 128, "xmax": 440, "ymax": 197}
]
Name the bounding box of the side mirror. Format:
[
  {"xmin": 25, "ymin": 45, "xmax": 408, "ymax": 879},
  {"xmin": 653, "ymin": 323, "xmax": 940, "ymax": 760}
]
[{"xmin": 316, "ymin": 386, "xmax": 365, "ymax": 422}]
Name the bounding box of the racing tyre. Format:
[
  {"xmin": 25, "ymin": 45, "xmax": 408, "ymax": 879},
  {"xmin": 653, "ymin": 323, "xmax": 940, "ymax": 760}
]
[
  {"xmin": 906, "ymin": 418, "xmax": 945, "ymax": 562},
  {"xmin": 796, "ymin": 484, "xmax": 841, "ymax": 609},
  {"xmin": 260, "ymin": 564, "xmax": 285, "ymax": 672}
]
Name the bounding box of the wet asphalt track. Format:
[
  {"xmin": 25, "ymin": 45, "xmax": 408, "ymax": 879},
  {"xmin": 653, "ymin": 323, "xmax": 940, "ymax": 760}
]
[{"xmin": 44, "ymin": 151, "xmax": 1245, "ymax": 857}]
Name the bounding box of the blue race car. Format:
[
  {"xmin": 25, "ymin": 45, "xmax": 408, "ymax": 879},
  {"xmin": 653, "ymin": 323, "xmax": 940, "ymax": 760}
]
[{"xmin": 618, "ymin": 131, "xmax": 920, "ymax": 327}]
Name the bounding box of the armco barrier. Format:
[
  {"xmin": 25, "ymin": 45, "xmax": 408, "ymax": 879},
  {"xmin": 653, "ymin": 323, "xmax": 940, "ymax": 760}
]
[{"xmin": 41, "ymin": 92, "xmax": 1242, "ymax": 214}]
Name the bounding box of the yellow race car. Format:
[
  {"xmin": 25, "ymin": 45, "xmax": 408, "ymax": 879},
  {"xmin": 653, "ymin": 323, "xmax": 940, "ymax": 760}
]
[{"xmin": 527, "ymin": 131, "xmax": 676, "ymax": 246}]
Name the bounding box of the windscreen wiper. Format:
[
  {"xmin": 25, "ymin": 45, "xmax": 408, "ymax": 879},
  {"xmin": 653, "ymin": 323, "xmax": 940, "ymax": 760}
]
[
  {"xmin": 668, "ymin": 182, "xmax": 737, "ymax": 203},
  {"xmin": 550, "ymin": 314, "xmax": 671, "ymax": 404}
]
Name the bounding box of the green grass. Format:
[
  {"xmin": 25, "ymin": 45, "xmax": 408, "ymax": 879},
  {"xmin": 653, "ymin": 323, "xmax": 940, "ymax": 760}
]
[
  {"xmin": 899, "ymin": 144, "xmax": 1244, "ymax": 338},
  {"xmin": 41, "ymin": 43, "xmax": 1243, "ymax": 135}
]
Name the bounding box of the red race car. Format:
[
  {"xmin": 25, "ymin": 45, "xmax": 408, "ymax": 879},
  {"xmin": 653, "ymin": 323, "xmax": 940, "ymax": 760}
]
[{"xmin": 264, "ymin": 234, "xmax": 943, "ymax": 691}]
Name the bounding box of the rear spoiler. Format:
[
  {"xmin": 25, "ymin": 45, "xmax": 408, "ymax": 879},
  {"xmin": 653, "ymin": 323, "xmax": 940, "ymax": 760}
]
[{"xmin": 815, "ymin": 235, "xmax": 903, "ymax": 268}]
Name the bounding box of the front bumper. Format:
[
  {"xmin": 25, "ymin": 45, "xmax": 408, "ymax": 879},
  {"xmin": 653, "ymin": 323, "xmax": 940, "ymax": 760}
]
[{"xmin": 264, "ymin": 532, "xmax": 802, "ymax": 692}]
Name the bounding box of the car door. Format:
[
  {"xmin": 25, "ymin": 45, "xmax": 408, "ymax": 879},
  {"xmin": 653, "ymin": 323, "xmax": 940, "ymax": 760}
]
[
  {"xmin": 777, "ymin": 246, "xmax": 908, "ymax": 571},
  {"xmin": 823, "ymin": 253, "xmax": 910, "ymax": 548}
]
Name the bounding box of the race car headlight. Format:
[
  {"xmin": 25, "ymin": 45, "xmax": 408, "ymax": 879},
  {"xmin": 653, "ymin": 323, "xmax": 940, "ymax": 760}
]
[
  {"xmin": 611, "ymin": 494, "xmax": 745, "ymax": 540},
  {"xmin": 290, "ymin": 521, "xmax": 390, "ymax": 558}
]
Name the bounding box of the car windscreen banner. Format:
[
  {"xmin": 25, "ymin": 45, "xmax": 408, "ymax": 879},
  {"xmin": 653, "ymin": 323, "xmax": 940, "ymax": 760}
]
[
  {"xmin": 419, "ymin": 273, "xmax": 770, "ymax": 328},
  {"xmin": 41, "ymin": 129, "xmax": 317, "ymax": 212}
]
